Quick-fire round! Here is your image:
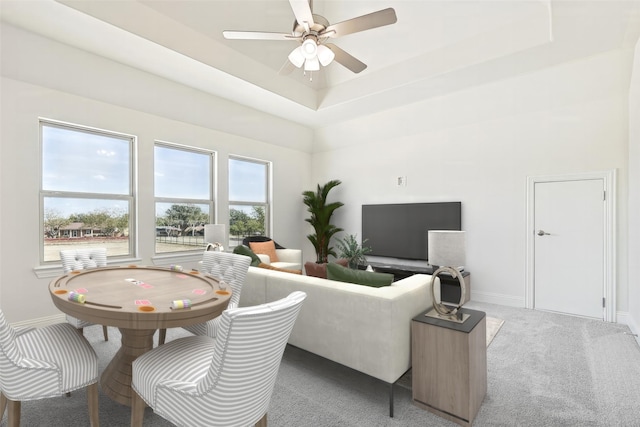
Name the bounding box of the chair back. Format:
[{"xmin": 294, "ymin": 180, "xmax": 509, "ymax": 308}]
[
  {"xmin": 0, "ymin": 310, "xmax": 32, "ymax": 398},
  {"xmin": 0, "ymin": 309, "xmax": 20, "ymax": 366},
  {"xmin": 198, "ymin": 291, "xmax": 306, "ymax": 426},
  {"xmin": 60, "ymin": 248, "xmax": 107, "ymax": 273},
  {"xmin": 201, "ymin": 251, "xmax": 251, "ymax": 309}
]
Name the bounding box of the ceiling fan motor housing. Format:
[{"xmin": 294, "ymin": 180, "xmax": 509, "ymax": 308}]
[{"xmin": 292, "ymin": 14, "xmax": 329, "ymax": 37}]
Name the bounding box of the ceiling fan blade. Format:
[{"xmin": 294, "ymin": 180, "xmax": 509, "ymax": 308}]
[
  {"xmin": 289, "ymin": 0, "xmax": 315, "ymax": 28},
  {"xmin": 325, "ymin": 44, "xmax": 367, "ymax": 73},
  {"xmin": 322, "ymin": 8, "xmax": 397, "ymax": 38},
  {"xmin": 223, "ymin": 30, "xmax": 297, "ymax": 41}
]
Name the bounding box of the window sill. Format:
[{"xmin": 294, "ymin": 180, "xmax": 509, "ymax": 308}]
[
  {"xmin": 150, "ymin": 252, "xmax": 203, "ymax": 266},
  {"xmin": 33, "ymin": 257, "xmax": 143, "ymax": 279}
]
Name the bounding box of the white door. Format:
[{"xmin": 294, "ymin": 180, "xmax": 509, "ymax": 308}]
[{"xmin": 534, "ymin": 179, "xmax": 605, "ymax": 319}]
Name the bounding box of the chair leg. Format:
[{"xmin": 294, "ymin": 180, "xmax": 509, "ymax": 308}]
[
  {"xmin": 255, "ymin": 413, "xmax": 267, "ymax": 427},
  {"xmin": 130, "ymin": 390, "xmax": 146, "ymax": 427},
  {"xmin": 102, "ymin": 325, "xmax": 109, "ymax": 341},
  {"xmin": 158, "ymin": 328, "xmax": 166, "ymax": 346},
  {"xmin": 0, "ymin": 392, "xmax": 7, "ymax": 421},
  {"xmin": 87, "ymin": 382, "xmax": 100, "ymax": 427},
  {"xmin": 7, "ymin": 398, "xmax": 20, "ymax": 427}
]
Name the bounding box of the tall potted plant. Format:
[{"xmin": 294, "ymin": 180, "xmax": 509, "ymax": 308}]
[{"xmin": 302, "ymin": 180, "xmax": 344, "ymax": 264}]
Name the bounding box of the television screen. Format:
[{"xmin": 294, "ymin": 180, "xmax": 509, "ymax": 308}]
[{"xmin": 362, "ymin": 202, "xmax": 462, "ymax": 261}]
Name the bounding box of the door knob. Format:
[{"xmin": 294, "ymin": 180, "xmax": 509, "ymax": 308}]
[{"xmin": 537, "ymin": 230, "xmax": 551, "ymax": 236}]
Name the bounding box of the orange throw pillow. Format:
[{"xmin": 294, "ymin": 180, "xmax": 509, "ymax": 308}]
[{"xmin": 249, "ymin": 240, "xmax": 279, "ymax": 263}]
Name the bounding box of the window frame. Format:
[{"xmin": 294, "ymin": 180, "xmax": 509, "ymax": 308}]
[
  {"xmin": 39, "ymin": 119, "xmax": 136, "ymax": 265},
  {"xmin": 153, "ymin": 141, "xmax": 215, "ymax": 255},
  {"xmin": 228, "ymin": 155, "xmax": 271, "ymax": 248}
]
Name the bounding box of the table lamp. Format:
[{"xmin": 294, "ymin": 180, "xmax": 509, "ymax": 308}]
[
  {"xmin": 426, "ymin": 230, "xmax": 469, "ymax": 323},
  {"xmin": 204, "ymin": 224, "xmax": 226, "ymax": 252}
]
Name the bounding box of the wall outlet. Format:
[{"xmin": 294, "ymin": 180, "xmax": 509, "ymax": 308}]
[{"xmin": 397, "ymin": 176, "xmax": 407, "ymax": 186}]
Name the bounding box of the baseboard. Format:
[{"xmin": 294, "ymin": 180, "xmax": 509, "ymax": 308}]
[
  {"xmin": 618, "ymin": 311, "xmax": 640, "ymax": 347},
  {"xmin": 11, "ymin": 313, "xmax": 66, "ymax": 329},
  {"xmin": 470, "ymin": 290, "xmax": 525, "ymax": 308}
]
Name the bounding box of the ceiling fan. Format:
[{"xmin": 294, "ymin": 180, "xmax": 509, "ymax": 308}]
[{"xmin": 222, "ymin": 0, "xmax": 397, "ymax": 76}]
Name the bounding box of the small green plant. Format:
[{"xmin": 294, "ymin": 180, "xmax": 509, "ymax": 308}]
[{"xmin": 336, "ymin": 234, "xmax": 372, "ymax": 269}]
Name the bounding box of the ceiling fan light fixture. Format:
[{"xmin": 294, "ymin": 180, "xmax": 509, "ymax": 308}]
[
  {"xmin": 304, "ymin": 56, "xmax": 320, "ymax": 71},
  {"xmin": 288, "ymin": 46, "xmax": 305, "ymax": 68},
  {"xmin": 317, "ymin": 44, "xmax": 335, "ymax": 66},
  {"xmin": 301, "ymin": 38, "xmax": 318, "ymax": 59}
]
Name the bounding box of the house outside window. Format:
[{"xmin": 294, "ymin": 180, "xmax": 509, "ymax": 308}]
[
  {"xmin": 154, "ymin": 142, "xmax": 214, "ymax": 254},
  {"xmin": 40, "ymin": 120, "xmax": 135, "ymax": 263},
  {"xmin": 228, "ymin": 156, "xmax": 270, "ymax": 247}
]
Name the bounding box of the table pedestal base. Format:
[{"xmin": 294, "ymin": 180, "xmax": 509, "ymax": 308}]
[{"xmin": 100, "ymin": 328, "xmax": 156, "ymax": 407}]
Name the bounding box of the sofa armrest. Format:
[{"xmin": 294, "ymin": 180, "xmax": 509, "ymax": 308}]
[
  {"xmin": 274, "ymin": 248, "xmax": 302, "ymax": 270},
  {"xmin": 256, "ymin": 253, "xmax": 271, "ymax": 264},
  {"xmin": 275, "ymin": 249, "xmax": 302, "ymax": 264}
]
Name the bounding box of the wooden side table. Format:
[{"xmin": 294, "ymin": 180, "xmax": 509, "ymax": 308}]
[{"xmin": 411, "ymin": 307, "xmax": 487, "ymax": 427}]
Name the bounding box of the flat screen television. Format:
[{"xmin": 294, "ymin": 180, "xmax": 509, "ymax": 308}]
[{"xmin": 362, "ymin": 202, "xmax": 462, "ymax": 261}]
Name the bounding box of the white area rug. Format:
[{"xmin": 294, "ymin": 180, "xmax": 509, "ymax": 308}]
[{"xmin": 486, "ymin": 316, "xmax": 505, "ymax": 347}]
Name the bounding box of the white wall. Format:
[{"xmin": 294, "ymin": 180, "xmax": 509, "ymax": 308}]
[
  {"xmin": 311, "ymin": 48, "xmax": 632, "ymax": 311},
  {"xmin": 0, "ymin": 24, "xmax": 312, "ymax": 323},
  {"xmin": 627, "ymin": 39, "xmax": 640, "ymax": 337}
]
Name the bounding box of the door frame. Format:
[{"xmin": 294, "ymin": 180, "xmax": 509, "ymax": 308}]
[{"xmin": 525, "ymin": 170, "xmax": 617, "ymax": 322}]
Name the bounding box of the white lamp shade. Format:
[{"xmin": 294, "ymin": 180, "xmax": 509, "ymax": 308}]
[
  {"xmin": 204, "ymin": 224, "xmax": 227, "ymax": 247},
  {"xmin": 301, "ymin": 39, "xmax": 318, "ymax": 59},
  {"xmin": 304, "ymin": 56, "xmax": 320, "ymax": 71},
  {"xmin": 288, "ymin": 46, "xmax": 305, "ymax": 68},
  {"xmin": 428, "ymin": 230, "xmax": 466, "ymax": 267},
  {"xmin": 317, "ymin": 44, "xmax": 335, "ymax": 66}
]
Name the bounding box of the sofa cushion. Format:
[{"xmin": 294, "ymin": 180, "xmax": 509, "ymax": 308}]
[
  {"xmin": 326, "ymin": 263, "xmax": 394, "ymax": 288},
  {"xmin": 232, "ymin": 245, "xmax": 261, "ymax": 267},
  {"xmin": 258, "ymin": 263, "xmax": 302, "ymax": 275},
  {"xmin": 249, "ymin": 241, "xmax": 279, "ymax": 263},
  {"xmin": 305, "ymin": 259, "xmax": 348, "ymax": 279}
]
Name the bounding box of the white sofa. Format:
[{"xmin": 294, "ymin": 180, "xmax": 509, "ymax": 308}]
[{"xmin": 239, "ymin": 266, "xmax": 438, "ymax": 416}]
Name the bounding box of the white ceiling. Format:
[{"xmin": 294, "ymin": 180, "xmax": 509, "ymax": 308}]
[{"xmin": 2, "ymin": 0, "xmax": 640, "ymax": 128}]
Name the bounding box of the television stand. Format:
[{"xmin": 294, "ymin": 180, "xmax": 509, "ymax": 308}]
[{"xmin": 361, "ymin": 262, "xmax": 471, "ymax": 305}]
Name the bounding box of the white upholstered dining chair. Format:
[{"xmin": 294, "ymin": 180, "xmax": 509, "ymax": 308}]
[
  {"xmin": 157, "ymin": 251, "xmax": 251, "ymax": 345},
  {"xmin": 130, "ymin": 291, "xmax": 307, "ymax": 427},
  {"xmin": 0, "ymin": 309, "xmax": 100, "ymax": 427},
  {"xmin": 59, "ymin": 248, "xmax": 109, "ymax": 341}
]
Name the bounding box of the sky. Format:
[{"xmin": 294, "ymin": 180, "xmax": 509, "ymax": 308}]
[{"xmin": 42, "ymin": 125, "xmax": 267, "ymax": 219}]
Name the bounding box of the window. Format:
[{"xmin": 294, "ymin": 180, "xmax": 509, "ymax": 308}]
[
  {"xmin": 228, "ymin": 156, "xmax": 270, "ymax": 247},
  {"xmin": 40, "ymin": 120, "xmax": 135, "ymax": 263},
  {"xmin": 154, "ymin": 143, "xmax": 214, "ymax": 254}
]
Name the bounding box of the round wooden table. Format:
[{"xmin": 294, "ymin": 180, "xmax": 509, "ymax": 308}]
[{"xmin": 49, "ymin": 265, "xmax": 231, "ymax": 406}]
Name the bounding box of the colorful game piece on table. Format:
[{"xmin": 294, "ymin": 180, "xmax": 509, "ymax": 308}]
[
  {"xmin": 192, "ymin": 289, "xmax": 206, "ymax": 295},
  {"xmin": 75, "ymin": 288, "xmax": 89, "ymax": 293},
  {"xmin": 170, "ymin": 265, "xmax": 184, "ymax": 272},
  {"xmin": 68, "ymin": 291, "xmax": 86, "ymax": 303},
  {"xmin": 170, "ymin": 299, "xmax": 192, "ymax": 310},
  {"xmin": 135, "ymin": 300, "xmax": 152, "ymax": 305}
]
